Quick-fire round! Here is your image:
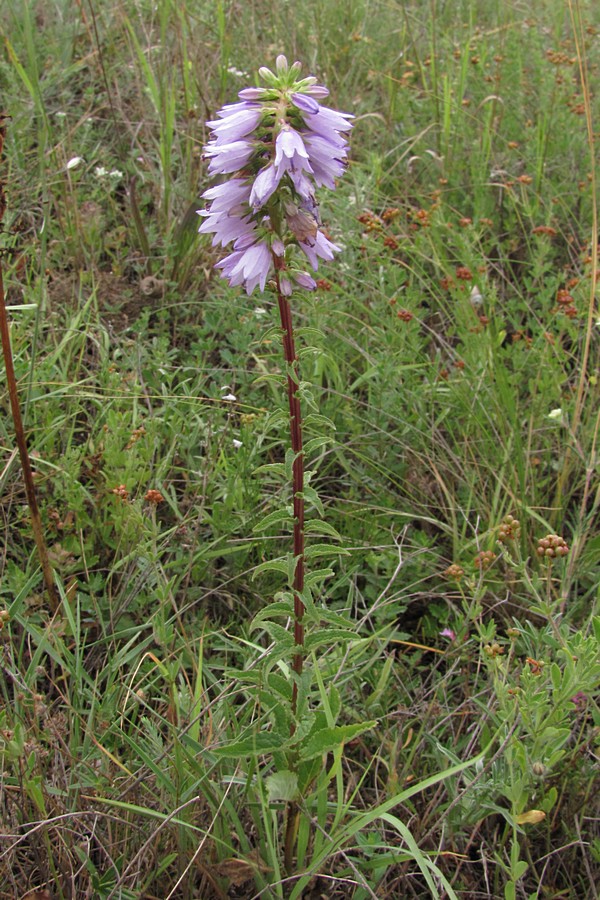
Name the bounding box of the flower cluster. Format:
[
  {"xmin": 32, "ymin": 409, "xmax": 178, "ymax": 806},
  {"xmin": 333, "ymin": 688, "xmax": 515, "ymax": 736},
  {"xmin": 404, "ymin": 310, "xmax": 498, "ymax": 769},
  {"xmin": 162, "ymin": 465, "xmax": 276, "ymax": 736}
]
[{"xmin": 198, "ymin": 55, "xmax": 352, "ymax": 294}]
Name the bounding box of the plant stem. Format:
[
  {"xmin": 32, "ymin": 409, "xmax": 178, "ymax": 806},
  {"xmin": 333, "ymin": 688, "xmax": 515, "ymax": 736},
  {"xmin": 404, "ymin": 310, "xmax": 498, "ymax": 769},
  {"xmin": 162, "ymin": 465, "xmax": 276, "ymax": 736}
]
[
  {"xmin": 273, "ymin": 258, "xmax": 305, "ymax": 701},
  {"xmin": 0, "ymin": 116, "xmax": 59, "ymax": 614},
  {"xmin": 273, "ymin": 258, "xmax": 305, "ymax": 877}
]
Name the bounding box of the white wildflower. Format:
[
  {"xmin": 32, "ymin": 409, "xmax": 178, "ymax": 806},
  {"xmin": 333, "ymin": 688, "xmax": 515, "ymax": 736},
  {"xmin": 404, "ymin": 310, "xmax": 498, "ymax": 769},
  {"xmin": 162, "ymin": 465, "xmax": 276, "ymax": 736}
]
[{"xmin": 66, "ymin": 156, "xmax": 84, "ymax": 170}]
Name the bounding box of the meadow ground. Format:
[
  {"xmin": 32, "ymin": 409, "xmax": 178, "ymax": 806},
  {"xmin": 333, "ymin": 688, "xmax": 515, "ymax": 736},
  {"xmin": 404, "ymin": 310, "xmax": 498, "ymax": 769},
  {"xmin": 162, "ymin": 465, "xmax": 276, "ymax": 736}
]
[{"xmin": 0, "ymin": 1, "xmax": 599, "ymax": 897}]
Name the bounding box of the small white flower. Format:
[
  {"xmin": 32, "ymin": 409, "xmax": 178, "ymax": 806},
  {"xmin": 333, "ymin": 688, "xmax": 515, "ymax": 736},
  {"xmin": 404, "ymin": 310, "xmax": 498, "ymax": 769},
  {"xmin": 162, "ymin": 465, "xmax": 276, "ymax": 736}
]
[
  {"xmin": 254, "ymin": 306, "xmax": 268, "ymax": 317},
  {"xmin": 227, "ymin": 66, "xmax": 247, "ymax": 77},
  {"xmin": 547, "ymin": 408, "xmax": 563, "ymax": 420},
  {"xmin": 109, "ymin": 168, "xmax": 124, "ymax": 179},
  {"xmin": 470, "ymin": 285, "xmax": 483, "ymax": 306},
  {"xmin": 222, "ymin": 392, "xmax": 237, "ymax": 402},
  {"xmin": 66, "ymin": 156, "xmax": 84, "ymax": 170},
  {"xmin": 232, "ymin": 439, "xmax": 243, "ymax": 449},
  {"xmin": 94, "ymin": 166, "xmax": 109, "ymax": 178},
  {"xmin": 55, "ymin": 111, "xmax": 67, "ymax": 119}
]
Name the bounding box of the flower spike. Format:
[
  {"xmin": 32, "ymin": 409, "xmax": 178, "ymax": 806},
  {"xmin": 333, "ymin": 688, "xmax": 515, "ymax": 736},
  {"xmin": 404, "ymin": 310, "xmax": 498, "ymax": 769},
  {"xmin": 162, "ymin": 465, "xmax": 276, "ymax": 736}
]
[{"xmin": 199, "ymin": 57, "xmax": 352, "ymax": 294}]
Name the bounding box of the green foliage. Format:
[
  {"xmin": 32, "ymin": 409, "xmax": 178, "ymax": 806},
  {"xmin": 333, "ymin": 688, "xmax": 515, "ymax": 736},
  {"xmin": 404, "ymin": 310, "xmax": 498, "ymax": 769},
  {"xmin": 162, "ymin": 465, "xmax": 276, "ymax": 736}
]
[{"xmin": 0, "ymin": 0, "xmax": 598, "ymax": 897}]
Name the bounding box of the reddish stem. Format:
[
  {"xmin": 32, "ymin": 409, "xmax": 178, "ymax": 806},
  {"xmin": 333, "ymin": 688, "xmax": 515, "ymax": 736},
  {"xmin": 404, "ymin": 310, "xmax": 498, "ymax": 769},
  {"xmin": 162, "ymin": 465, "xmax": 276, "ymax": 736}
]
[
  {"xmin": 0, "ymin": 267, "xmax": 60, "ymax": 614},
  {"xmin": 273, "ymin": 258, "xmax": 305, "ymax": 702},
  {"xmin": 0, "ymin": 115, "xmax": 59, "ymax": 613}
]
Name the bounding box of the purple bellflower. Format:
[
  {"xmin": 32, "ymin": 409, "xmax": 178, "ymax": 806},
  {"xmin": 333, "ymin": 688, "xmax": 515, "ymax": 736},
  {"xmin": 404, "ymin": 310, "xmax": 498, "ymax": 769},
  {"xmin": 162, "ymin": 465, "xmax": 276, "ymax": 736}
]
[{"xmin": 198, "ymin": 55, "xmax": 352, "ymax": 294}]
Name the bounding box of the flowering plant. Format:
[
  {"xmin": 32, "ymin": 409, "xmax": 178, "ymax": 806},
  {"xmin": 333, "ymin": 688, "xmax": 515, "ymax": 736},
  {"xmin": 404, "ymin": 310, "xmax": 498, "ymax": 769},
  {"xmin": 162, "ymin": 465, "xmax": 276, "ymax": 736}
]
[
  {"xmin": 198, "ymin": 56, "xmax": 354, "ymax": 704},
  {"xmin": 198, "ymin": 57, "xmax": 369, "ymax": 874}
]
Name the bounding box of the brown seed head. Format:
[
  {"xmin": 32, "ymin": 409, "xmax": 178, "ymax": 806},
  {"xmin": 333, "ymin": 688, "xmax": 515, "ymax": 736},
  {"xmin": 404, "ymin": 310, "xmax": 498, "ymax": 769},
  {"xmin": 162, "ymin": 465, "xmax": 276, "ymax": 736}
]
[{"xmin": 536, "ymin": 534, "xmax": 569, "ymax": 559}]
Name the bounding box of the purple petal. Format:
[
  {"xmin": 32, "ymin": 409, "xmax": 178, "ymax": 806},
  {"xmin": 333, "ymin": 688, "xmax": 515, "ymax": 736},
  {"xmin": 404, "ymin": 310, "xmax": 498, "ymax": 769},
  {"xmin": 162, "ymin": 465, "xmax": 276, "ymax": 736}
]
[
  {"xmin": 238, "ymin": 87, "xmax": 268, "ymax": 100},
  {"xmin": 299, "ymin": 230, "xmax": 340, "ymax": 270},
  {"xmin": 204, "ymin": 140, "xmax": 254, "ymax": 174},
  {"xmin": 206, "ymin": 107, "xmax": 261, "ymax": 143},
  {"xmin": 276, "ymin": 127, "xmax": 310, "ymax": 161},
  {"xmin": 292, "ymin": 93, "xmax": 319, "ymax": 115},
  {"xmin": 249, "ymin": 164, "xmax": 281, "ymax": 208},
  {"xmin": 216, "ymin": 240, "xmax": 272, "ymax": 295},
  {"xmin": 304, "ymin": 105, "xmax": 353, "ymax": 138},
  {"xmin": 279, "ymin": 276, "xmax": 293, "ymax": 296},
  {"xmin": 215, "ymin": 100, "xmax": 261, "ymax": 119},
  {"xmin": 304, "ymin": 84, "xmax": 329, "ymax": 99},
  {"xmin": 294, "ymin": 271, "xmax": 317, "ymax": 290}
]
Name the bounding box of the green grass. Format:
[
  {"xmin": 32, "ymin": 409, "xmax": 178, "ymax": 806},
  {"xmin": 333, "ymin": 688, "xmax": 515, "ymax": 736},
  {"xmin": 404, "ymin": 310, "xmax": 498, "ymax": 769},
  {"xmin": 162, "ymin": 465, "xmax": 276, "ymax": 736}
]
[{"xmin": 1, "ymin": 1, "xmax": 599, "ymax": 897}]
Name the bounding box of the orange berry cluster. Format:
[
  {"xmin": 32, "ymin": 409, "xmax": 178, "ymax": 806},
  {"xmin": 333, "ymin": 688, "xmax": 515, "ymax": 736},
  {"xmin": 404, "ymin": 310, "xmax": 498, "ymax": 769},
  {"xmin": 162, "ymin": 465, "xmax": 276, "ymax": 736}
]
[
  {"xmin": 498, "ymin": 514, "xmax": 521, "ymax": 543},
  {"xmin": 443, "ymin": 563, "xmax": 465, "ymax": 580},
  {"xmin": 144, "ymin": 489, "xmax": 164, "ymax": 504},
  {"xmin": 474, "ymin": 550, "xmax": 496, "ymax": 570},
  {"xmin": 536, "ymin": 534, "xmax": 569, "ymax": 559}
]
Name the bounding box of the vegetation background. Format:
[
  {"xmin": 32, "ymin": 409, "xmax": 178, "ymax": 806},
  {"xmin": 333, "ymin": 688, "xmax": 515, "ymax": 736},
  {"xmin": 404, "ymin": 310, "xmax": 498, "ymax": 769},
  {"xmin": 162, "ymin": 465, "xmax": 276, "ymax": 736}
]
[{"xmin": 0, "ymin": 0, "xmax": 598, "ymax": 897}]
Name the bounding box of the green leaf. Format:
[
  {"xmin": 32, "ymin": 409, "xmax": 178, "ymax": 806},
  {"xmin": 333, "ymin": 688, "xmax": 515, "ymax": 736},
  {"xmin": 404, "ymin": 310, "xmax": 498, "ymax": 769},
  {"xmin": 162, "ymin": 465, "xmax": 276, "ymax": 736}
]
[
  {"xmin": 267, "ymin": 673, "xmax": 293, "ymax": 702},
  {"xmin": 304, "ymin": 542, "xmax": 350, "ymax": 560},
  {"xmin": 304, "ymin": 567, "xmax": 335, "ymax": 588},
  {"xmin": 251, "ymin": 600, "xmax": 295, "ymax": 629},
  {"xmin": 285, "ymin": 447, "xmax": 298, "ymax": 480},
  {"xmin": 301, "ymin": 485, "xmax": 325, "ymax": 516},
  {"xmin": 305, "ymin": 607, "xmax": 353, "ymax": 630},
  {"xmin": 513, "ymin": 860, "xmax": 528, "ymax": 880},
  {"xmin": 304, "ymin": 413, "xmax": 336, "ymax": 432},
  {"xmin": 304, "ymin": 519, "xmax": 343, "ymax": 540},
  {"xmin": 265, "ymin": 770, "xmax": 299, "ymax": 802},
  {"xmin": 549, "ymin": 662, "xmax": 562, "ymax": 692},
  {"xmin": 212, "ymin": 731, "xmax": 290, "ymax": 758},
  {"xmin": 298, "ymin": 722, "xmax": 376, "ymax": 761},
  {"xmin": 259, "ymin": 621, "xmax": 295, "ymax": 647},
  {"xmin": 294, "ymin": 327, "xmax": 325, "ymax": 343},
  {"xmin": 252, "ymin": 557, "xmax": 289, "ymax": 580},
  {"xmin": 253, "ymin": 507, "xmax": 294, "ymax": 533},
  {"xmin": 304, "ymin": 628, "xmax": 356, "ymax": 652},
  {"xmin": 329, "ymin": 684, "xmax": 341, "ymax": 722},
  {"xmin": 303, "ymin": 436, "xmax": 333, "ymax": 456},
  {"xmin": 254, "ymin": 462, "xmax": 286, "ymax": 478},
  {"xmin": 288, "ymin": 553, "xmax": 302, "ymax": 587}
]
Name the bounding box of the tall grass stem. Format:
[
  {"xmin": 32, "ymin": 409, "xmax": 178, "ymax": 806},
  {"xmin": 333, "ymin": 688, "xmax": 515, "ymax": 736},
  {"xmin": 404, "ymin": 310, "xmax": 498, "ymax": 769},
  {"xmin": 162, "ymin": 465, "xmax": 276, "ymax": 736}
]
[{"xmin": 0, "ymin": 248, "xmax": 59, "ymax": 613}]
